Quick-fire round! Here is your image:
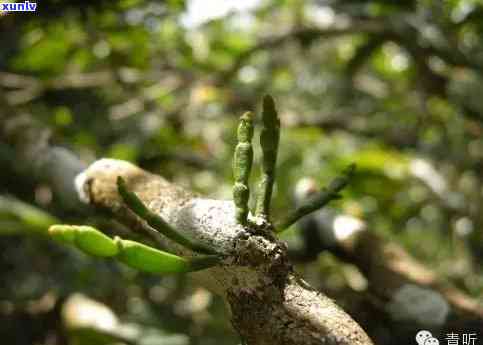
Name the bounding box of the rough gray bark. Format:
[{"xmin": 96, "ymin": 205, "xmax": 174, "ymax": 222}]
[{"xmin": 76, "ymin": 159, "xmax": 374, "ymax": 345}]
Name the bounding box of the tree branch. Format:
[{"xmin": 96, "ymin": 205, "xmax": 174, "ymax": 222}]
[
  {"xmin": 1, "ymin": 109, "xmax": 374, "ymax": 344},
  {"xmin": 292, "ymin": 211, "xmax": 483, "ymax": 327},
  {"xmin": 215, "ymin": 19, "xmax": 385, "ymax": 84},
  {"xmin": 75, "ymin": 158, "xmax": 373, "ymax": 345}
]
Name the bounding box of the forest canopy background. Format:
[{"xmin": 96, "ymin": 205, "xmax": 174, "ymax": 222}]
[{"xmin": 0, "ymin": 1, "xmax": 482, "ymax": 344}]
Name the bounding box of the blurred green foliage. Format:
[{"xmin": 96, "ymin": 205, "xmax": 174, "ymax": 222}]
[{"xmin": 1, "ymin": 0, "xmax": 483, "ymax": 344}]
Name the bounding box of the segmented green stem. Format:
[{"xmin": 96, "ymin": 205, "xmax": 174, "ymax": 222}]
[
  {"xmin": 276, "ymin": 164, "xmax": 356, "ymax": 231},
  {"xmin": 117, "ymin": 177, "xmax": 217, "ymax": 255},
  {"xmin": 233, "ymin": 111, "xmax": 254, "ymax": 226},
  {"xmin": 49, "ymin": 225, "xmax": 221, "ymax": 274},
  {"xmin": 255, "ymin": 95, "xmax": 280, "ymax": 220}
]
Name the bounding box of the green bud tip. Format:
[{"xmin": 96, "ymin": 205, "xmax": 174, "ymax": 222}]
[
  {"xmin": 48, "ymin": 225, "xmax": 76, "ymax": 244},
  {"xmin": 262, "ymin": 95, "xmax": 279, "ymax": 126},
  {"xmin": 237, "ymin": 111, "xmax": 254, "ymax": 143}
]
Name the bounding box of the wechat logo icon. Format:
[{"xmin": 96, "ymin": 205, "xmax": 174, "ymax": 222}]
[{"xmin": 416, "ymin": 330, "xmax": 439, "ymax": 345}]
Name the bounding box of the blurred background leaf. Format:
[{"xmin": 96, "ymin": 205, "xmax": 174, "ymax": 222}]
[{"xmin": 1, "ymin": 0, "xmax": 482, "ymax": 344}]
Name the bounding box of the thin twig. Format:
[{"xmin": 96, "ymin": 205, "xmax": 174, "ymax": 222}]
[{"xmin": 276, "ymin": 164, "xmax": 356, "ymax": 231}]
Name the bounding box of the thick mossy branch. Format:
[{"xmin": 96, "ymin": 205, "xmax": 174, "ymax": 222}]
[
  {"xmin": 255, "ymin": 95, "xmax": 280, "ymax": 220},
  {"xmin": 233, "ymin": 111, "xmax": 254, "ymax": 226},
  {"xmin": 117, "ymin": 176, "xmax": 217, "ymax": 255},
  {"xmin": 48, "ymin": 225, "xmax": 221, "ymax": 274},
  {"xmin": 276, "ymin": 164, "xmax": 356, "ymax": 231}
]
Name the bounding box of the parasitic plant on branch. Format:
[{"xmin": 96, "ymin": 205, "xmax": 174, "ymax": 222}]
[{"xmin": 46, "ymin": 96, "xmax": 370, "ymax": 345}]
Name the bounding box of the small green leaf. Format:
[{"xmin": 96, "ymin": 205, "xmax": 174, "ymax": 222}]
[
  {"xmin": 116, "ymin": 238, "xmax": 219, "ymax": 274},
  {"xmin": 49, "ymin": 224, "xmax": 76, "ymax": 244},
  {"xmin": 48, "ymin": 224, "xmax": 221, "ymax": 275},
  {"xmin": 49, "ymin": 225, "xmax": 119, "ymax": 257},
  {"xmin": 117, "ymin": 176, "xmax": 217, "ymax": 255},
  {"xmin": 276, "ymin": 164, "xmax": 356, "ymax": 231},
  {"xmin": 75, "ymin": 226, "xmax": 119, "ymax": 257}
]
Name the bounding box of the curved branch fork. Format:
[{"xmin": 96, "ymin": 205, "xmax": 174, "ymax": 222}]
[{"xmin": 76, "ymin": 158, "xmax": 373, "ymax": 345}]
